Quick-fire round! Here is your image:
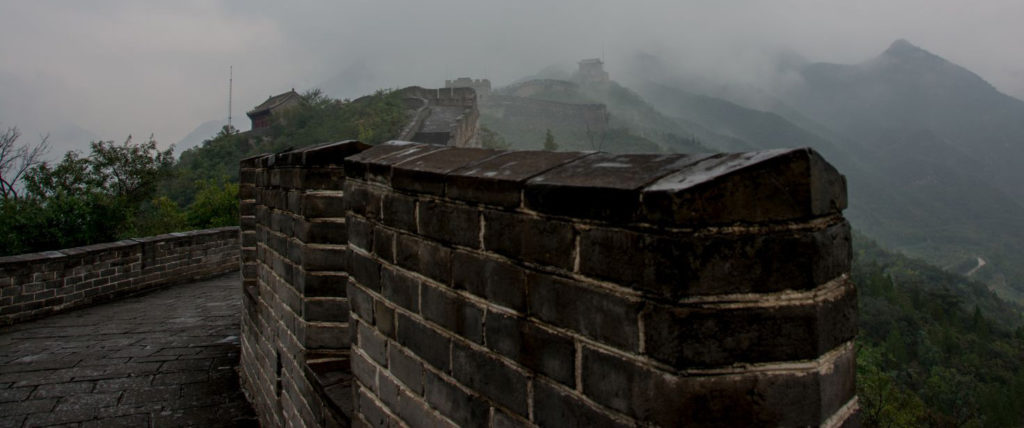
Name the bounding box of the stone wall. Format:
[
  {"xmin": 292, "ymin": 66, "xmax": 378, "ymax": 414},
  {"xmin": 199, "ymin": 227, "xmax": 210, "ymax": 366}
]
[
  {"xmin": 0, "ymin": 227, "xmax": 239, "ymax": 325},
  {"xmin": 240, "ymin": 140, "xmax": 858, "ymax": 427},
  {"xmin": 238, "ymin": 142, "xmax": 367, "ymax": 427}
]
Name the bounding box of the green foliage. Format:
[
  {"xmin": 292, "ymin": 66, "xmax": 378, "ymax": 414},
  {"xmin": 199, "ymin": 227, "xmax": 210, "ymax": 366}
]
[
  {"xmin": 129, "ymin": 196, "xmax": 187, "ymax": 238},
  {"xmin": 186, "ymin": 179, "xmax": 239, "ymax": 228},
  {"xmin": 853, "ymin": 234, "xmax": 1024, "ymax": 427}
]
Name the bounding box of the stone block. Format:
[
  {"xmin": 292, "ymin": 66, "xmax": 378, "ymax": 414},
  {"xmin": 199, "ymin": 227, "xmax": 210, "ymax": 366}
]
[
  {"xmin": 639, "ymin": 148, "xmax": 847, "ymax": 226},
  {"xmin": 484, "ymin": 311, "xmax": 575, "ymax": 387},
  {"xmin": 527, "ymin": 272, "xmax": 640, "ymax": 351},
  {"xmin": 349, "ymin": 251, "xmax": 381, "ymax": 292},
  {"xmin": 303, "ymin": 297, "xmax": 349, "ymax": 323},
  {"xmin": 451, "ymin": 341, "xmax": 528, "ymax": 416},
  {"xmin": 421, "ymin": 283, "xmax": 484, "ymax": 344},
  {"xmin": 422, "ymin": 369, "xmax": 490, "ymax": 427},
  {"xmin": 418, "ymin": 200, "xmax": 479, "ymax": 248},
  {"xmin": 295, "ymin": 218, "xmax": 347, "ymax": 245},
  {"xmin": 642, "ymin": 281, "xmax": 856, "ymax": 368},
  {"xmin": 373, "ymin": 300, "xmax": 395, "ymax": 339},
  {"xmin": 446, "ymin": 150, "xmax": 592, "ymax": 208},
  {"xmin": 381, "ymin": 192, "xmax": 417, "ymax": 233},
  {"xmin": 344, "ymin": 142, "xmax": 441, "ymax": 180},
  {"xmin": 347, "ymin": 216, "xmax": 373, "ymax": 252},
  {"xmin": 482, "ymin": 210, "xmax": 574, "ymax": 270},
  {"xmin": 301, "ymin": 244, "xmax": 348, "ymax": 272},
  {"xmin": 342, "ymin": 181, "xmax": 383, "ymax": 220},
  {"xmin": 533, "ymin": 379, "xmax": 631, "ymax": 428},
  {"xmin": 358, "ymin": 321, "xmax": 388, "ymax": 366},
  {"xmin": 302, "ymin": 191, "xmax": 346, "ymax": 219},
  {"xmin": 347, "ymin": 280, "xmax": 374, "ymax": 322},
  {"xmin": 387, "ymin": 345, "xmax": 423, "ymax": 395},
  {"xmin": 351, "ymin": 350, "xmax": 378, "ymax": 393},
  {"xmin": 451, "ymin": 250, "xmax": 526, "ymax": 312},
  {"xmin": 395, "ymin": 234, "xmax": 451, "ymax": 286},
  {"xmin": 578, "ymin": 221, "xmax": 851, "ymax": 299},
  {"xmin": 380, "ymin": 266, "xmax": 420, "ymax": 313},
  {"xmin": 354, "ymin": 143, "xmax": 448, "ymax": 185},
  {"xmin": 371, "ymin": 226, "xmax": 396, "ymax": 263},
  {"xmin": 391, "ymin": 147, "xmax": 499, "ymax": 196},
  {"xmin": 525, "ymin": 153, "xmax": 712, "ymax": 222},
  {"xmin": 396, "ymin": 312, "xmax": 451, "ymax": 373},
  {"xmin": 580, "ymin": 345, "xmax": 853, "ymax": 427},
  {"xmin": 304, "ymin": 322, "xmax": 350, "ymax": 349},
  {"xmin": 296, "ymin": 271, "xmax": 348, "ymax": 298}
]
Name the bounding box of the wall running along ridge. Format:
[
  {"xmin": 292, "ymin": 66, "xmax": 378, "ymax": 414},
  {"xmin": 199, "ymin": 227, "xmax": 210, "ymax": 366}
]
[
  {"xmin": 0, "ymin": 227, "xmax": 239, "ymax": 325},
  {"xmin": 239, "ymin": 140, "xmax": 858, "ymax": 427}
]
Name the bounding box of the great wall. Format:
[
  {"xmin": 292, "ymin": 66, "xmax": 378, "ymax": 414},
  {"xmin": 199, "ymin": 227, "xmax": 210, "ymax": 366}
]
[{"xmin": 0, "ymin": 79, "xmax": 859, "ymax": 426}]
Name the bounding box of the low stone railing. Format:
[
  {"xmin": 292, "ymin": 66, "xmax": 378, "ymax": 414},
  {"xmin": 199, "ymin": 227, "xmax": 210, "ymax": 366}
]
[{"xmin": 0, "ymin": 227, "xmax": 240, "ymax": 325}]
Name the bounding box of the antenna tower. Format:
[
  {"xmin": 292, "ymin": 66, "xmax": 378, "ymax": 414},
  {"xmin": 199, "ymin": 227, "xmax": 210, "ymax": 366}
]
[{"xmin": 228, "ymin": 66, "xmax": 233, "ymax": 128}]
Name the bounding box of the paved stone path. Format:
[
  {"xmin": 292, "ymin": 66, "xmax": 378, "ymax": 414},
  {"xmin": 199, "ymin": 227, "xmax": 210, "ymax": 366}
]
[{"xmin": 0, "ymin": 273, "xmax": 256, "ymax": 427}]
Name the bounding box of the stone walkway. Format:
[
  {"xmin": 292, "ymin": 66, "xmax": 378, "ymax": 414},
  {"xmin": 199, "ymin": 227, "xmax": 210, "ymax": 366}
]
[{"xmin": 0, "ymin": 273, "xmax": 256, "ymax": 427}]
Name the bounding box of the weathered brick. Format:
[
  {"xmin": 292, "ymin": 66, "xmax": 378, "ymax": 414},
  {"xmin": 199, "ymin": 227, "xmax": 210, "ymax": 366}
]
[
  {"xmin": 396, "ymin": 312, "xmax": 451, "ymax": 373},
  {"xmin": 483, "ymin": 210, "xmax": 574, "ymax": 270},
  {"xmin": 451, "ymin": 250, "xmax": 526, "ymax": 312},
  {"xmin": 581, "ymin": 345, "xmax": 850, "ymax": 427},
  {"xmin": 446, "ymin": 150, "xmax": 591, "ymax": 208},
  {"xmin": 302, "ymin": 191, "xmax": 346, "ymax": 219},
  {"xmin": 351, "ymin": 350, "xmax": 378, "ymax": 393},
  {"xmin": 371, "ymin": 226, "xmax": 396, "ymax": 263},
  {"xmin": 380, "ymin": 266, "xmax": 420, "ymax": 313},
  {"xmin": 303, "ymin": 297, "xmax": 349, "ymax": 323},
  {"xmin": 579, "ymin": 221, "xmax": 851, "ymax": 299},
  {"xmin": 422, "ymin": 369, "xmax": 490, "ymax": 427},
  {"xmin": 342, "ymin": 180, "xmax": 383, "ymax": 220},
  {"xmin": 418, "ymin": 200, "xmax": 480, "ymax": 248},
  {"xmin": 484, "ymin": 311, "xmax": 575, "ymax": 387},
  {"xmin": 395, "ymin": 234, "xmax": 451, "ymax": 286},
  {"xmin": 391, "ymin": 147, "xmax": 499, "ymax": 196},
  {"xmin": 421, "ymin": 284, "xmax": 483, "ymax": 344},
  {"xmin": 349, "ymin": 251, "xmax": 381, "ymax": 292},
  {"xmin": 304, "ymin": 322, "xmax": 350, "ymax": 349},
  {"xmin": 295, "ymin": 218, "xmax": 347, "ymax": 245},
  {"xmin": 524, "ymin": 153, "xmax": 710, "ymax": 223},
  {"xmin": 302, "ymin": 244, "xmax": 348, "ymax": 272},
  {"xmin": 357, "ymin": 387, "xmax": 390, "ymax": 428},
  {"xmin": 296, "ymin": 272, "xmax": 348, "ymax": 298},
  {"xmin": 451, "ymin": 342, "xmax": 528, "ymax": 416},
  {"xmin": 393, "ymin": 384, "xmax": 457, "ymax": 428},
  {"xmin": 347, "ymin": 216, "xmax": 374, "ymax": 252},
  {"xmin": 358, "ymin": 321, "xmax": 388, "ymax": 365},
  {"xmin": 639, "ymin": 148, "xmax": 847, "ymax": 226},
  {"xmin": 381, "ymin": 192, "xmax": 417, "ymax": 233},
  {"xmin": 533, "ymin": 379, "xmax": 631, "ymax": 428},
  {"xmin": 527, "ymin": 272, "xmax": 640, "ymax": 351},
  {"xmin": 347, "ymin": 280, "xmax": 374, "ymax": 322},
  {"xmin": 643, "ymin": 281, "xmax": 857, "ymax": 368},
  {"xmin": 388, "ymin": 345, "xmax": 423, "ymax": 395},
  {"xmin": 373, "ymin": 300, "xmax": 395, "ymax": 338}
]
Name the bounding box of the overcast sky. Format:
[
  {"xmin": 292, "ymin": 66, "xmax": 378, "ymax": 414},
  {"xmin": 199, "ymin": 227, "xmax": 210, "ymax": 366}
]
[{"xmin": 2, "ymin": 0, "xmax": 1023, "ymax": 154}]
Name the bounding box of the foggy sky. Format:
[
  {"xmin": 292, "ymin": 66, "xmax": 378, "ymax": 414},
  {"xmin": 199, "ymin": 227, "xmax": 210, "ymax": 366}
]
[{"xmin": 2, "ymin": 0, "xmax": 1023, "ymax": 155}]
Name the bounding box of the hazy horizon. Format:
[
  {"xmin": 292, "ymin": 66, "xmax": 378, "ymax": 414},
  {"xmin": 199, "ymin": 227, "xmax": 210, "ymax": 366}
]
[{"xmin": 2, "ymin": 1, "xmax": 1023, "ymax": 155}]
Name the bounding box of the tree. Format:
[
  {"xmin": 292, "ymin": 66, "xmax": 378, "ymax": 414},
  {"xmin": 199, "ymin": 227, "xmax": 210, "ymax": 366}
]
[
  {"xmin": 0, "ymin": 126, "xmax": 49, "ymax": 200},
  {"xmin": 543, "ymin": 128, "xmax": 558, "ymax": 151}
]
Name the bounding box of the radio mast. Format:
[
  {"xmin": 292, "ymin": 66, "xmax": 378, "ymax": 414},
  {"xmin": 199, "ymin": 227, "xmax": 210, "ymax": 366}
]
[{"xmin": 228, "ymin": 66, "xmax": 234, "ymax": 129}]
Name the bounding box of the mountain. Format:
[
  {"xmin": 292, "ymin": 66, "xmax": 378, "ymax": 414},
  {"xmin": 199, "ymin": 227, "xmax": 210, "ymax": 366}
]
[
  {"xmin": 175, "ymin": 120, "xmax": 227, "ymax": 155},
  {"xmin": 622, "ymin": 41, "xmax": 1024, "ymax": 302}
]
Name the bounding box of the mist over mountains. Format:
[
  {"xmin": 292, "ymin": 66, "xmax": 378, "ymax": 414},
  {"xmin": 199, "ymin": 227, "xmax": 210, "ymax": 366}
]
[{"xmin": 617, "ymin": 39, "xmax": 1024, "ymax": 302}]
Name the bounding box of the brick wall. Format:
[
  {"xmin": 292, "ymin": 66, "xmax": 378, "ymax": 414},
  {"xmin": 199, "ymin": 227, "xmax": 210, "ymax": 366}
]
[
  {"xmin": 240, "ymin": 140, "xmax": 859, "ymax": 427},
  {"xmin": 344, "ymin": 144, "xmax": 857, "ymax": 427},
  {"xmin": 238, "ymin": 141, "xmax": 367, "ymax": 428},
  {"xmin": 0, "ymin": 227, "xmax": 239, "ymax": 325}
]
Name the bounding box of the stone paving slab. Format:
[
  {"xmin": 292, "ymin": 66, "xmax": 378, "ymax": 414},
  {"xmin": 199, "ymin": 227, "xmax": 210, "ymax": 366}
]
[{"xmin": 0, "ymin": 273, "xmax": 256, "ymax": 427}]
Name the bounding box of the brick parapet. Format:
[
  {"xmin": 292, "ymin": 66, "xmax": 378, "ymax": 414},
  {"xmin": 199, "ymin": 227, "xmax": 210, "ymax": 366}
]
[
  {"xmin": 240, "ymin": 140, "xmax": 858, "ymax": 427},
  {"xmin": 0, "ymin": 227, "xmax": 239, "ymax": 325},
  {"xmin": 342, "ymin": 142, "xmax": 857, "ymax": 427},
  {"xmin": 239, "ymin": 141, "xmax": 369, "ymax": 428}
]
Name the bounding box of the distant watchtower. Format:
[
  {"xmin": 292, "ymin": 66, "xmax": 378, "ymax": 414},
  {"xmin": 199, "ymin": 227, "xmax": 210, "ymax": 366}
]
[
  {"xmin": 445, "ymin": 77, "xmax": 492, "ymax": 101},
  {"xmin": 246, "ymin": 89, "xmax": 302, "ymax": 130},
  {"xmin": 575, "ymin": 58, "xmax": 609, "ymax": 83}
]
